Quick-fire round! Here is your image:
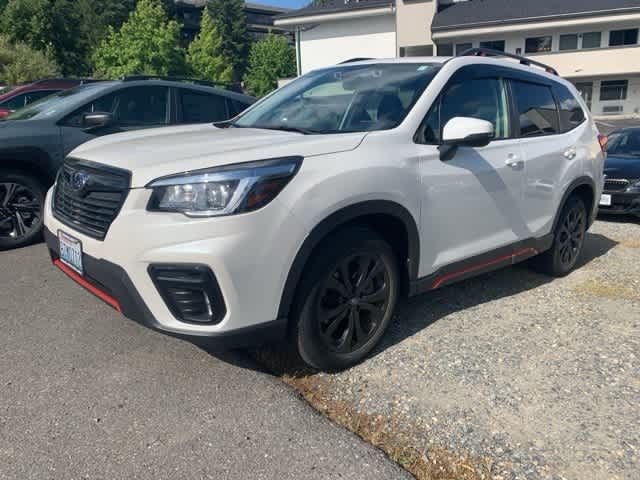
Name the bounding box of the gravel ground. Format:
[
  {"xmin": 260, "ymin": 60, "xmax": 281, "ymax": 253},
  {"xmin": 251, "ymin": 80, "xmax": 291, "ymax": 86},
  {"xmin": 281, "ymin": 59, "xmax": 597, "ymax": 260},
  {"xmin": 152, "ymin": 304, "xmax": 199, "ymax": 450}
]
[{"xmin": 304, "ymin": 217, "xmax": 640, "ymax": 480}]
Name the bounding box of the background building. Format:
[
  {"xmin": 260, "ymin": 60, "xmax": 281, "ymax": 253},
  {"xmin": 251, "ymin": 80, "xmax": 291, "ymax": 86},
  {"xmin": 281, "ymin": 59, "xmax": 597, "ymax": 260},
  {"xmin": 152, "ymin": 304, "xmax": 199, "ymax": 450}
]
[
  {"xmin": 175, "ymin": 0, "xmax": 292, "ymax": 43},
  {"xmin": 275, "ymin": 0, "xmax": 640, "ymax": 116}
]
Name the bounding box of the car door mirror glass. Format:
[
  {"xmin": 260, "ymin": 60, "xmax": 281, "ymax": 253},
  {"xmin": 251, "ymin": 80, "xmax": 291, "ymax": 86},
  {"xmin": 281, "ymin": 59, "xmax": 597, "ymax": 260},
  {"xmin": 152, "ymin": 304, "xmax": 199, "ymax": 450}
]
[
  {"xmin": 82, "ymin": 112, "xmax": 113, "ymax": 131},
  {"xmin": 439, "ymin": 117, "xmax": 494, "ymax": 161}
]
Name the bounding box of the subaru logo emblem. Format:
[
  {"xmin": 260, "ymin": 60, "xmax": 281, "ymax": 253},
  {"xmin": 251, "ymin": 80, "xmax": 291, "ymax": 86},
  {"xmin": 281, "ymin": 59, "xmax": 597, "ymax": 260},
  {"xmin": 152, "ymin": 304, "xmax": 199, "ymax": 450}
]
[{"xmin": 71, "ymin": 171, "xmax": 89, "ymax": 191}]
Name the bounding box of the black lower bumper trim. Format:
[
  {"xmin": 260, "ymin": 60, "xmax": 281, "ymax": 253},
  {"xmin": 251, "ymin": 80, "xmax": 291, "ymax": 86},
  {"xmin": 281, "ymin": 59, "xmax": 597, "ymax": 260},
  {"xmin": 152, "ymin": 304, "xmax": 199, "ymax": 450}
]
[{"xmin": 44, "ymin": 227, "xmax": 287, "ymax": 349}]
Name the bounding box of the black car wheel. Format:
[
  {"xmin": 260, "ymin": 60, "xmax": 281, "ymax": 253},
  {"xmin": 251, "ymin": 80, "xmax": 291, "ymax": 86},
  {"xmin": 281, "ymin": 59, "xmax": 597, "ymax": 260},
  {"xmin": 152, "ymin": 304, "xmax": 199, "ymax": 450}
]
[
  {"xmin": 0, "ymin": 172, "xmax": 45, "ymax": 250},
  {"xmin": 293, "ymin": 227, "xmax": 399, "ymax": 371},
  {"xmin": 530, "ymin": 195, "xmax": 587, "ymax": 276}
]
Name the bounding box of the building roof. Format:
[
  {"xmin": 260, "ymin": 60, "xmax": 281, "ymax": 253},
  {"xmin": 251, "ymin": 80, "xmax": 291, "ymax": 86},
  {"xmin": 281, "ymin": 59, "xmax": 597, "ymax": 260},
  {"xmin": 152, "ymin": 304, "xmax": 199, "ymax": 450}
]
[
  {"xmin": 432, "ymin": 0, "xmax": 640, "ymax": 31},
  {"xmin": 277, "ymin": 0, "xmax": 394, "ymax": 20}
]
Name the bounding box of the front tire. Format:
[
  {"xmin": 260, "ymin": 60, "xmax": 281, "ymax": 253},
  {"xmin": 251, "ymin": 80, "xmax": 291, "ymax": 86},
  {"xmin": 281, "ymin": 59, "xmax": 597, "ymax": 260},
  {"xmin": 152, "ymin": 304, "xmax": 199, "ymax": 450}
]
[
  {"xmin": 293, "ymin": 227, "xmax": 399, "ymax": 371},
  {"xmin": 530, "ymin": 195, "xmax": 587, "ymax": 276},
  {"xmin": 0, "ymin": 171, "xmax": 46, "ymax": 251}
]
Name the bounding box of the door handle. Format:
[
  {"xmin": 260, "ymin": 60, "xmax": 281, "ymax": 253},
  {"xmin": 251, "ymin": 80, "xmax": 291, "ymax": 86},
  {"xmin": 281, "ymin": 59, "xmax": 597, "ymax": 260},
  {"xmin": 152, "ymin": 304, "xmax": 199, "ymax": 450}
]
[
  {"xmin": 564, "ymin": 147, "xmax": 577, "ymax": 160},
  {"xmin": 505, "ymin": 153, "xmax": 524, "ymax": 168}
]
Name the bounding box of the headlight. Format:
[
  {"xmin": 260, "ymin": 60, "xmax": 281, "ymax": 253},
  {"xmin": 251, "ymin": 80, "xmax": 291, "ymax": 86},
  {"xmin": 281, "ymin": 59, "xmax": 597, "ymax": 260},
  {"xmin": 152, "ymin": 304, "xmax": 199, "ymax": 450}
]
[
  {"xmin": 628, "ymin": 180, "xmax": 640, "ymax": 192},
  {"xmin": 146, "ymin": 157, "xmax": 302, "ymax": 217}
]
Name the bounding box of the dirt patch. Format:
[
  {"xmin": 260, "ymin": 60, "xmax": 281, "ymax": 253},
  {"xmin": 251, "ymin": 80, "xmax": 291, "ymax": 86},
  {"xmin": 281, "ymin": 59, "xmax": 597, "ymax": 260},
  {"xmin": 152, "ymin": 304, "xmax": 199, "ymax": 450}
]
[{"xmin": 282, "ymin": 374, "xmax": 494, "ymax": 480}]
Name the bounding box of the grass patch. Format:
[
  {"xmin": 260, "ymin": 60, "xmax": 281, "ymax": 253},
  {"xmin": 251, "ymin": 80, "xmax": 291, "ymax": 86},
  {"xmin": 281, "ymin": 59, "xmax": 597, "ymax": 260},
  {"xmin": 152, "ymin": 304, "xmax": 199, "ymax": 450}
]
[
  {"xmin": 573, "ymin": 279, "xmax": 637, "ymax": 300},
  {"xmin": 282, "ymin": 373, "xmax": 494, "ymax": 480}
]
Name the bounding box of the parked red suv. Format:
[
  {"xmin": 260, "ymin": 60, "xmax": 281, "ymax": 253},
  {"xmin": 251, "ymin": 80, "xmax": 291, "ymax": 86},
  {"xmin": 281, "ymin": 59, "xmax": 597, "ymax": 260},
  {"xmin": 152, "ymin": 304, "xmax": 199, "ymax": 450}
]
[{"xmin": 0, "ymin": 79, "xmax": 93, "ymax": 118}]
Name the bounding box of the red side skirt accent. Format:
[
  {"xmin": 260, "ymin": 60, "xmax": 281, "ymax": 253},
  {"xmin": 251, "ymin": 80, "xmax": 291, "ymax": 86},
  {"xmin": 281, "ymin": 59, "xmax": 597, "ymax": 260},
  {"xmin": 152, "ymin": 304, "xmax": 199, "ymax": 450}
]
[
  {"xmin": 430, "ymin": 247, "xmax": 538, "ymax": 290},
  {"xmin": 53, "ymin": 259, "xmax": 122, "ymax": 312}
]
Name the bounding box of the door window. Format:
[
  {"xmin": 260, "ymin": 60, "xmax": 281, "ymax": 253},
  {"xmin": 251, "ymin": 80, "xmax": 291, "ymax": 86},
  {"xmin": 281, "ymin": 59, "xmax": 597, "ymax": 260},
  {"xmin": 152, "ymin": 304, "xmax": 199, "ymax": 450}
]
[
  {"xmin": 1, "ymin": 90, "xmax": 58, "ymax": 110},
  {"xmin": 416, "ymin": 77, "xmax": 510, "ymax": 144},
  {"xmin": 64, "ymin": 86, "xmax": 169, "ymax": 127},
  {"xmin": 179, "ymin": 89, "xmax": 228, "ymax": 123},
  {"xmin": 510, "ymin": 81, "xmax": 559, "ymax": 137}
]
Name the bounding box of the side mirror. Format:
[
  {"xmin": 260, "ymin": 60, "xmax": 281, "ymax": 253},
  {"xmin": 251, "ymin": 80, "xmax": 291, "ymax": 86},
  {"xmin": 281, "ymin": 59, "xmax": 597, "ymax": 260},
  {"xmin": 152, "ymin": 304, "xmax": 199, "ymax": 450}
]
[
  {"xmin": 82, "ymin": 112, "xmax": 113, "ymax": 131},
  {"xmin": 438, "ymin": 117, "xmax": 494, "ymax": 161}
]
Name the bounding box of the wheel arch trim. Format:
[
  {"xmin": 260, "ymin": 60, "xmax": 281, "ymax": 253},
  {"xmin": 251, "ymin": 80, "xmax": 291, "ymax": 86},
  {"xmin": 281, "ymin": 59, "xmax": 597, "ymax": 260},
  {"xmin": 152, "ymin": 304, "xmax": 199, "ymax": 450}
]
[
  {"xmin": 553, "ymin": 175, "xmax": 597, "ymax": 231},
  {"xmin": 276, "ymin": 200, "xmax": 420, "ymax": 320}
]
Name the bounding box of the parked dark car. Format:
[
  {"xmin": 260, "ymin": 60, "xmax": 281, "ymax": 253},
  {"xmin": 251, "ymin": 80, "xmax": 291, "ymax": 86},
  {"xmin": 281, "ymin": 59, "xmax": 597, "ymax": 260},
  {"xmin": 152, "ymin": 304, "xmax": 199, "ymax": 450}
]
[
  {"xmin": 600, "ymin": 127, "xmax": 640, "ymax": 217},
  {"xmin": 0, "ymin": 77, "xmax": 255, "ymax": 250},
  {"xmin": 0, "ymin": 78, "xmax": 90, "ymax": 118}
]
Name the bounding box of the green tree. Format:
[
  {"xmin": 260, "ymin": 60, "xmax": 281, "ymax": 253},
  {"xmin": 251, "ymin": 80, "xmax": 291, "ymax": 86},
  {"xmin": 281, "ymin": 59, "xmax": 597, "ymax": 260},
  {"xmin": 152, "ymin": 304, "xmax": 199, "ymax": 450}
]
[
  {"xmin": 243, "ymin": 33, "xmax": 296, "ymax": 97},
  {"xmin": 1, "ymin": 0, "xmax": 95, "ymax": 76},
  {"xmin": 186, "ymin": 6, "xmax": 232, "ymax": 83},
  {"xmin": 208, "ymin": 0, "xmax": 250, "ymax": 82},
  {"xmin": 92, "ymin": 0, "xmax": 186, "ymax": 78},
  {"xmin": 0, "ymin": 0, "xmax": 52, "ymax": 52},
  {"xmin": 0, "ymin": 35, "xmax": 60, "ymax": 84}
]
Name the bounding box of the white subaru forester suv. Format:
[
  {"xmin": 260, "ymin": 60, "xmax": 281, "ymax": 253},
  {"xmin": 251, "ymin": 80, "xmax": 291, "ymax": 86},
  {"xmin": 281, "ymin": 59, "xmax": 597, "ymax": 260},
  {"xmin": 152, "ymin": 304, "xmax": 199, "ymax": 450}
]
[{"xmin": 45, "ymin": 51, "xmax": 605, "ymax": 370}]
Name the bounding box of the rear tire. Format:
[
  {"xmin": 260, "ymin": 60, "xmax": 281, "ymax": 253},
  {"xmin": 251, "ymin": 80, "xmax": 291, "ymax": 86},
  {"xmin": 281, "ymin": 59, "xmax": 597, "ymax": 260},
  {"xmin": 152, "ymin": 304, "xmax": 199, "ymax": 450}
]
[
  {"xmin": 0, "ymin": 171, "xmax": 46, "ymax": 251},
  {"xmin": 530, "ymin": 195, "xmax": 587, "ymax": 277},
  {"xmin": 292, "ymin": 227, "xmax": 399, "ymax": 371}
]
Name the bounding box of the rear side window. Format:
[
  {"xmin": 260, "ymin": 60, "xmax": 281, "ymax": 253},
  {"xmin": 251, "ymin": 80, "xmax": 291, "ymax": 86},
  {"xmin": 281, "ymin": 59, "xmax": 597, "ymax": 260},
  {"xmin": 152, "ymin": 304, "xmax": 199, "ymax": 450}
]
[
  {"xmin": 510, "ymin": 80, "xmax": 559, "ymax": 137},
  {"xmin": 179, "ymin": 89, "xmax": 228, "ymax": 123},
  {"xmin": 553, "ymin": 85, "xmax": 586, "ymax": 132},
  {"xmin": 227, "ymin": 98, "xmax": 251, "ymax": 117}
]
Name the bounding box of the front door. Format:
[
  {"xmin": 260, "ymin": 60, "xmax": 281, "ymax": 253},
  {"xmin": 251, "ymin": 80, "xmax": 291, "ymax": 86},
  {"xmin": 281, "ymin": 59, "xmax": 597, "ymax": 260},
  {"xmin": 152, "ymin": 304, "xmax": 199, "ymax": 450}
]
[
  {"xmin": 413, "ymin": 76, "xmax": 527, "ymax": 276},
  {"xmin": 59, "ymin": 86, "xmax": 170, "ymax": 156}
]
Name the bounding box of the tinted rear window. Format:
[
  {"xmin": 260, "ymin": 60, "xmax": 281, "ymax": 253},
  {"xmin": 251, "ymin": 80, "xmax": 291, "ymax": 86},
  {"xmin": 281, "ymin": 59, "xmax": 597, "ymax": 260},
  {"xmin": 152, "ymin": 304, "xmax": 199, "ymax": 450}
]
[
  {"xmin": 554, "ymin": 84, "xmax": 586, "ymax": 132},
  {"xmin": 511, "ymin": 80, "xmax": 559, "ymax": 137}
]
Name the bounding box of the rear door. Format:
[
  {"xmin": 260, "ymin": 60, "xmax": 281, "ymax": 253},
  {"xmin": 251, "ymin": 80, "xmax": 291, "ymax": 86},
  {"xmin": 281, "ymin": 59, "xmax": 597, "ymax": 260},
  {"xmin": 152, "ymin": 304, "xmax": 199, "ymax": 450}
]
[
  {"xmin": 511, "ymin": 79, "xmax": 586, "ymax": 236},
  {"xmin": 413, "ymin": 68, "xmax": 527, "ymax": 273}
]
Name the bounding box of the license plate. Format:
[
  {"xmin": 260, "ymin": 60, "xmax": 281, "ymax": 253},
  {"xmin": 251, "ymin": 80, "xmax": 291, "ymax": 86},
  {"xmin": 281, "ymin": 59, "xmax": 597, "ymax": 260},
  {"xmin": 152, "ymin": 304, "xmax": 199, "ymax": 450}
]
[
  {"xmin": 599, "ymin": 194, "xmax": 612, "ymax": 206},
  {"xmin": 58, "ymin": 230, "xmax": 83, "ymax": 275}
]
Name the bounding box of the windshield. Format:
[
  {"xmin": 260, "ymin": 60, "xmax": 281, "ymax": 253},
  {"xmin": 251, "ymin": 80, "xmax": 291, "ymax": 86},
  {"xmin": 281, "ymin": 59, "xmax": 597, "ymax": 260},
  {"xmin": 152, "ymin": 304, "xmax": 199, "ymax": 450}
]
[
  {"xmin": 4, "ymin": 83, "xmax": 107, "ymax": 121},
  {"xmin": 607, "ymin": 130, "xmax": 640, "ymax": 157},
  {"xmin": 233, "ymin": 63, "xmax": 440, "ymax": 134}
]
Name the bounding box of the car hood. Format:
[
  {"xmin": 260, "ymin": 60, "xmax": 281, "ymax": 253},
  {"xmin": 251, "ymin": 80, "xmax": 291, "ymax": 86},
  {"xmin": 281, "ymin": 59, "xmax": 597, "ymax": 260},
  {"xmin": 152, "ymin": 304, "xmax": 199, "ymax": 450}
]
[
  {"xmin": 604, "ymin": 154, "xmax": 640, "ymax": 180},
  {"xmin": 70, "ymin": 124, "xmax": 367, "ymax": 187}
]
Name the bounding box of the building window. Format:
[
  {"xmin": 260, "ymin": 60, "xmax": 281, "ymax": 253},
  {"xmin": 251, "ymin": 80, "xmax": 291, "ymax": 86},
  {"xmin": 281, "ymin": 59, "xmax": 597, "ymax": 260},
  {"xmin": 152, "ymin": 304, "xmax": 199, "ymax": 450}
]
[
  {"xmin": 479, "ymin": 40, "xmax": 505, "ymax": 51},
  {"xmin": 581, "ymin": 32, "xmax": 601, "ymax": 49},
  {"xmin": 400, "ymin": 45, "xmax": 434, "ymax": 57},
  {"xmin": 609, "ymin": 29, "xmax": 638, "ymax": 46},
  {"xmin": 525, "ymin": 36, "xmax": 552, "ymax": 53},
  {"xmin": 559, "ymin": 34, "xmax": 578, "ymax": 51},
  {"xmin": 455, "ymin": 43, "xmax": 472, "ymax": 55},
  {"xmin": 574, "ymin": 82, "xmax": 593, "ymax": 110},
  {"xmin": 437, "ymin": 43, "xmax": 453, "ymax": 56},
  {"xmin": 600, "ymin": 80, "xmax": 628, "ymax": 101}
]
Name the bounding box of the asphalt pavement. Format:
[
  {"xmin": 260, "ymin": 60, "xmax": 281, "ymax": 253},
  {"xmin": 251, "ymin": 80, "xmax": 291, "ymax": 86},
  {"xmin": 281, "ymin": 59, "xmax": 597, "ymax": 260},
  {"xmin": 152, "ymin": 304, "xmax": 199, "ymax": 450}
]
[{"xmin": 0, "ymin": 243, "xmax": 409, "ymax": 479}]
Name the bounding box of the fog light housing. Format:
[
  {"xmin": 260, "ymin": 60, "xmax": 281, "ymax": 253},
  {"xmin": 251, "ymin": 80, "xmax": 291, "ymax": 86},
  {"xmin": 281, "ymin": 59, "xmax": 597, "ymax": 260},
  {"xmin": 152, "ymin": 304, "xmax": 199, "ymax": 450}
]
[{"xmin": 148, "ymin": 265, "xmax": 226, "ymax": 324}]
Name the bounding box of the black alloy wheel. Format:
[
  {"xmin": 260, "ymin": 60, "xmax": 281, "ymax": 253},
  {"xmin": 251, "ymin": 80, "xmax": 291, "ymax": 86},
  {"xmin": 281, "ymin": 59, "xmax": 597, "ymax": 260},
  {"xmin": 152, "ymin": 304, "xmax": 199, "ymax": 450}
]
[
  {"xmin": 317, "ymin": 253, "xmax": 390, "ymax": 353},
  {"xmin": 529, "ymin": 195, "xmax": 587, "ymax": 276},
  {"xmin": 0, "ymin": 173, "xmax": 45, "ymax": 250},
  {"xmin": 557, "ymin": 202, "xmax": 586, "ymax": 269},
  {"xmin": 294, "ymin": 227, "xmax": 399, "ymax": 371}
]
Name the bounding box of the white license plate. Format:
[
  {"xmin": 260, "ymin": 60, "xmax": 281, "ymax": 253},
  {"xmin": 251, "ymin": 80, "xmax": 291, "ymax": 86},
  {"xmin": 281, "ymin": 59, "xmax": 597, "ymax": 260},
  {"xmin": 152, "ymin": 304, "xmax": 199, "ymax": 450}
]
[
  {"xmin": 599, "ymin": 194, "xmax": 612, "ymax": 206},
  {"xmin": 58, "ymin": 230, "xmax": 83, "ymax": 275}
]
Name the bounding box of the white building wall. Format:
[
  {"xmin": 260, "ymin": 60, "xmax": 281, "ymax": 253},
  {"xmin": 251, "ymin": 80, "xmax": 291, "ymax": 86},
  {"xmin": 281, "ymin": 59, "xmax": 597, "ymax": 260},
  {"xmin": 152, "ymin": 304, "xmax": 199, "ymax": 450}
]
[{"xmin": 298, "ymin": 15, "xmax": 396, "ymax": 74}]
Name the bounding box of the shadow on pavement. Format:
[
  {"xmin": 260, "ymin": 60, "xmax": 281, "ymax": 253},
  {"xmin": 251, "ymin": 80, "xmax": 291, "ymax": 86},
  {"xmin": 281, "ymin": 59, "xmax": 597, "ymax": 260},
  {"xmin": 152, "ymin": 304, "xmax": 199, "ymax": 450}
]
[{"xmin": 203, "ymin": 231, "xmax": 618, "ymax": 374}]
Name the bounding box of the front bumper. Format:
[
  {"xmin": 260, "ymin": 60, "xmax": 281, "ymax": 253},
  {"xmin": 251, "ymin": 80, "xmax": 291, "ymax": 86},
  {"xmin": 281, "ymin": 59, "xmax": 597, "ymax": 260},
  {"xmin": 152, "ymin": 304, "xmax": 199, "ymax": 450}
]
[
  {"xmin": 45, "ymin": 228, "xmax": 287, "ymax": 348},
  {"xmin": 43, "ymin": 186, "xmax": 304, "ymax": 348},
  {"xmin": 599, "ymin": 191, "xmax": 640, "ymax": 216}
]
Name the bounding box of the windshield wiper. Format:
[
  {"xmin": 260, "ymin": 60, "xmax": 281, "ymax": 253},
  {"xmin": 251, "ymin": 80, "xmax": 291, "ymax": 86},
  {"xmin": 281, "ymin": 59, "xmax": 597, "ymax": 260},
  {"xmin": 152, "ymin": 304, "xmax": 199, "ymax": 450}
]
[{"xmin": 250, "ymin": 125, "xmax": 320, "ymax": 135}]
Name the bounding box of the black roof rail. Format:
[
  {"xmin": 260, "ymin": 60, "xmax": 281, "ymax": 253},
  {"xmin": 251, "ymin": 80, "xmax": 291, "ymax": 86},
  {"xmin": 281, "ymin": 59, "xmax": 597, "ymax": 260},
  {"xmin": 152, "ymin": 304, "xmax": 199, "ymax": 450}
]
[
  {"xmin": 26, "ymin": 78, "xmax": 101, "ymax": 85},
  {"xmin": 457, "ymin": 48, "xmax": 559, "ymax": 76},
  {"xmin": 121, "ymin": 75, "xmax": 243, "ymax": 92},
  {"xmin": 339, "ymin": 58, "xmax": 374, "ymax": 64}
]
